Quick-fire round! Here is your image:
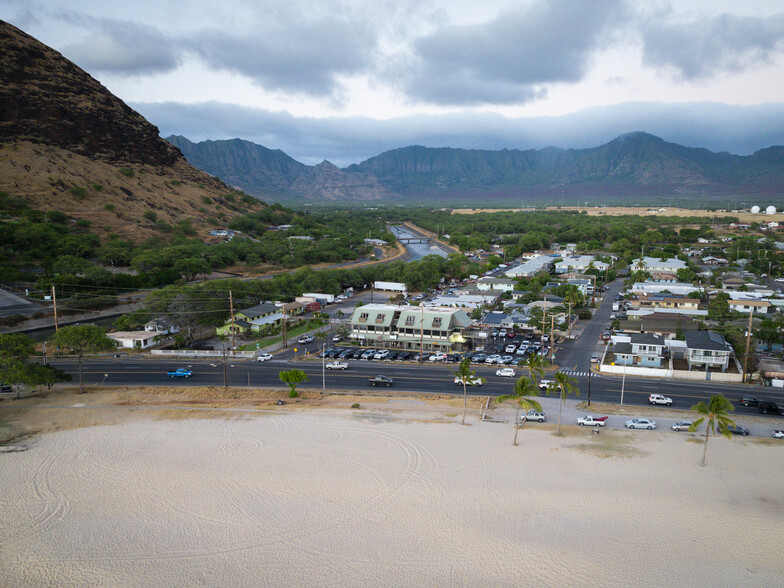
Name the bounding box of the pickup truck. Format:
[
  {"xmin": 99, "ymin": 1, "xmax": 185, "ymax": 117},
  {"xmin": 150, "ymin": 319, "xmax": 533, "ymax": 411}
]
[
  {"xmin": 577, "ymin": 415, "xmax": 608, "ymax": 427},
  {"xmin": 167, "ymin": 368, "xmax": 192, "ymax": 378},
  {"xmin": 369, "ymin": 375, "xmax": 393, "ymax": 387},
  {"xmin": 325, "ymin": 361, "xmax": 349, "ymax": 370}
]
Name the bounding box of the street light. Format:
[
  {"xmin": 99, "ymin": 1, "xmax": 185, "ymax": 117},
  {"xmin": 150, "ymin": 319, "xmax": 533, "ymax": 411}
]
[
  {"xmin": 322, "ymin": 343, "xmax": 326, "ymax": 392},
  {"xmin": 611, "ymin": 359, "xmax": 627, "ymax": 407}
]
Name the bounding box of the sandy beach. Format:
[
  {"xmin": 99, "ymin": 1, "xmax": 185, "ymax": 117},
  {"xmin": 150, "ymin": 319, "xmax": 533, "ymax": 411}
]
[{"xmin": 2, "ymin": 393, "xmax": 784, "ymax": 587}]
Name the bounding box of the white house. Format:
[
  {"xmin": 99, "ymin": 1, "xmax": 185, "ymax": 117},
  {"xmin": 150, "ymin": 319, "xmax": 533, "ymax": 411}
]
[
  {"xmin": 476, "ymin": 277, "xmax": 517, "ymax": 292},
  {"xmin": 108, "ymin": 330, "xmax": 166, "ymax": 350},
  {"xmin": 554, "ymin": 255, "xmax": 608, "ymax": 274},
  {"xmin": 630, "ymin": 257, "xmax": 687, "ymax": 273},
  {"xmin": 504, "ymin": 255, "xmax": 553, "ymax": 278}
]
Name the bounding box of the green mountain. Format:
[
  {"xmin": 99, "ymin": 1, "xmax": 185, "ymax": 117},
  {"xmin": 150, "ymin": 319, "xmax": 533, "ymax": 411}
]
[{"xmin": 167, "ymin": 132, "xmax": 784, "ymax": 206}]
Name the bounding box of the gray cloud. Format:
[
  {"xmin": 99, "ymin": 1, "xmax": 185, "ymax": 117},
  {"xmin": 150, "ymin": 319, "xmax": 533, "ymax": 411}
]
[
  {"xmin": 186, "ymin": 16, "xmax": 377, "ymax": 97},
  {"xmin": 401, "ymin": 0, "xmax": 627, "ymax": 105},
  {"xmin": 641, "ymin": 12, "xmax": 784, "ymax": 79},
  {"xmin": 61, "ymin": 19, "xmax": 180, "ymax": 75},
  {"xmin": 134, "ymin": 100, "xmax": 784, "ymax": 168}
]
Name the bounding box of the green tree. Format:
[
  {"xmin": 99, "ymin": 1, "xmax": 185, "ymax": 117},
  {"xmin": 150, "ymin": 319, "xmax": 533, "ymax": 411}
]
[
  {"xmin": 548, "ymin": 371, "xmax": 580, "ymax": 435},
  {"xmin": 453, "ymin": 357, "xmax": 484, "ymax": 426},
  {"xmin": 49, "ymin": 325, "xmax": 116, "ymax": 393},
  {"xmin": 496, "ymin": 377, "xmax": 542, "ymax": 446},
  {"xmin": 688, "ymin": 394, "xmax": 736, "ymax": 466},
  {"xmin": 279, "ymin": 368, "xmax": 309, "ymax": 398},
  {"xmin": 521, "ymin": 353, "xmax": 548, "ymax": 386}
]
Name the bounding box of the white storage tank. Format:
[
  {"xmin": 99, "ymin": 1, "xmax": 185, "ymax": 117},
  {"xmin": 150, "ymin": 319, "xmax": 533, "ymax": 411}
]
[
  {"xmin": 751, "ymin": 205, "xmax": 761, "ymax": 214},
  {"xmin": 766, "ymin": 206, "xmax": 777, "ymax": 215}
]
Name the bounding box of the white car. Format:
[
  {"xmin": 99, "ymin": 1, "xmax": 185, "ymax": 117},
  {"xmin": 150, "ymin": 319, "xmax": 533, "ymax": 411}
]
[
  {"xmin": 325, "ymin": 361, "xmax": 348, "ymax": 370},
  {"xmin": 485, "ymin": 354, "xmax": 502, "ymax": 364},
  {"xmin": 453, "ymin": 376, "xmax": 483, "ymax": 386},
  {"xmin": 649, "ymin": 393, "xmax": 673, "ymax": 406},
  {"xmin": 505, "ymin": 344, "xmax": 518, "ymax": 353},
  {"xmin": 256, "ymin": 353, "xmax": 273, "ymax": 362},
  {"xmin": 522, "ymin": 410, "xmax": 546, "ymax": 423},
  {"xmin": 538, "ymin": 379, "xmax": 554, "ymax": 391},
  {"xmin": 772, "ymin": 430, "xmax": 784, "ymax": 439},
  {"xmin": 429, "ymin": 352, "xmax": 448, "ymax": 362},
  {"xmin": 297, "ymin": 335, "xmax": 315, "ymax": 344},
  {"xmin": 625, "ymin": 418, "xmax": 656, "ymax": 430},
  {"xmin": 496, "ymin": 368, "xmax": 516, "ymax": 377},
  {"xmin": 373, "ymin": 349, "xmax": 390, "ymax": 360},
  {"xmin": 671, "ymin": 420, "xmax": 693, "ymax": 431}
]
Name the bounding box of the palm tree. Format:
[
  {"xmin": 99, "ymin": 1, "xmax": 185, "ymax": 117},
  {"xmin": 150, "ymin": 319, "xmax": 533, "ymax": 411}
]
[
  {"xmin": 689, "ymin": 394, "xmax": 736, "ymax": 466},
  {"xmin": 548, "ymin": 371, "xmax": 580, "ymax": 435},
  {"xmin": 453, "ymin": 357, "xmax": 484, "ymax": 425},
  {"xmin": 521, "ymin": 353, "xmax": 548, "ymax": 387},
  {"xmin": 496, "ymin": 377, "xmax": 542, "ymax": 446}
]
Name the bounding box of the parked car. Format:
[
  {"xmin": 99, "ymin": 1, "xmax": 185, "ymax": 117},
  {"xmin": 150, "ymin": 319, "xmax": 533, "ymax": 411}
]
[
  {"xmin": 361, "ymin": 349, "xmax": 376, "ymax": 360},
  {"xmin": 485, "ymin": 354, "xmax": 502, "ymax": 364},
  {"xmin": 499, "ymin": 355, "xmax": 515, "ymax": 364},
  {"xmin": 516, "ymin": 345, "xmax": 529, "ymax": 355},
  {"xmin": 772, "ymin": 430, "xmax": 784, "ymax": 439},
  {"xmin": 338, "ymin": 349, "xmax": 354, "ymax": 359},
  {"xmin": 625, "ymin": 418, "xmax": 656, "ymax": 430},
  {"xmin": 498, "ymin": 329, "xmax": 508, "ymax": 337},
  {"xmin": 471, "ymin": 353, "xmax": 487, "ymax": 363},
  {"xmin": 429, "ymin": 352, "xmax": 448, "ymax": 362},
  {"xmin": 385, "ymin": 351, "xmax": 400, "ymax": 361},
  {"xmin": 577, "ymin": 415, "xmax": 608, "ymax": 427},
  {"xmin": 671, "ymin": 420, "xmax": 693, "ymax": 431},
  {"xmin": 113, "ymin": 352, "xmax": 128, "ymax": 358},
  {"xmin": 297, "ymin": 335, "xmax": 315, "ymax": 344},
  {"xmin": 590, "ymin": 355, "xmax": 600, "ymax": 363},
  {"xmin": 648, "ymin": 394, "xmax": 673, "ymax": 406},
  {"xmin": 522, "ymin": 410, "xmax": 546, "ymax": 423},
  {"xmin": 373, "ymin": 349, "xmax": 390, "ymax": 360},
  {"xmin": 739, "ymin": 396, "xmax": 761, "ymax": 407},
  {"xmin": 495, "ymin": 368, "xmax": 516, "ymax": 377},
  {"xmin": 505, "ymin": 343, "xmax": 518, "ymax": 353},
  {"xmin": 725, "ymin": 424, "xmax": 750, "ymax": 436},
  {"xmin": 256, "ymin": 353, "xmax": 273, "ymax": 362},
  {"xmin": 325, "ymin": 361, "xmax": 348, "ymax": 370},
  {"xmin": 332, "ymin": 335, "xmax": 343, "ymax": 342},
  {"xmin": 395, "ymin": 352, "xmax": 411, "ymax": 361},
  {"xmin": 602, "ymin": 331, "xmax": 611, "ymax": 341},
  {"xmin": 453, "ymin": 376, "xmax": 483, "ymax": 386},
  {"xmin": 506, "ymin": 330, "xmax": 516, "ymax": 338}
]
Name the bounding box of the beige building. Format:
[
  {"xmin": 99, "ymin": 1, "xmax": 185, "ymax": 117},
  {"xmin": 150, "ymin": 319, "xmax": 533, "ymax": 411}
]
[{"xmin": 349, "ymin": 304, "xmax": 472, "ymax": 352}]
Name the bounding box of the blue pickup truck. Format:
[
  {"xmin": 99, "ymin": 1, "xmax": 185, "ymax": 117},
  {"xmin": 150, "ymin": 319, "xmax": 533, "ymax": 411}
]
[{"xmin": 167, "ymin": 368, "xmax": 192, "ymax": 378}]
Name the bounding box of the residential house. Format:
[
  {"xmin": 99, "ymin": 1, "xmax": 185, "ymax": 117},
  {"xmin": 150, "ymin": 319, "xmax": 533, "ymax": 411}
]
[
  {"xmin": 630, "ymin": 257, "xmax": 687, "ymax": 273},
  {"xmin": 218, "ymin": 303, "xmax": 284, "ymax": 336},
  {"xmin": 349, "ymin": 304, "xmax": 472, "ymax": 352},
  {"xmin": 630, "ymin": 282, "xmax": 700, "ymax": 296},
  {"xmin": 554, "ymin": 255, "xmax": 608, "ymax": 275},
  {"xmin": 684, "ymin": 330, "xmax": 734, "ymax": 372},
  {"xmin": 476, "ymin": 277, "xmax": 517, "ymax": 292},
  {"xmin": 617, "ymin": 312, "xmax": 698, "ymax": 337},
  {"xmin": 108, "ymin": 330, "xmax": 166, "ymax": 350},
  {"xmin": 728, "ymin": 299, "xmax": 771, "ymax": 314},
  {"xmin": 632, "ymin": 294, "xmax": 700, "ymax": 312},
  {"xmin": 144, "ymin": 318, "xmax": 179, "ymax": 336},
  {"xmin": 610, "ymin": 333, "xmax": 667, "ymax": 368},
  {"xmin": 504, "ymin": 255, "xmax": 553, "ymax": 278}
]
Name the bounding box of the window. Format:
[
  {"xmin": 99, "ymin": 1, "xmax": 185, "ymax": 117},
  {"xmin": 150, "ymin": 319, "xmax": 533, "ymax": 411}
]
[
  {"xmin": 432, "ymin": 317, "xmax": 442, "ymax": 328},
  {"xmin": 405, "ymin": 315, "xmax": 415, "ymax": 326},
  {"xmin": 376, "ymin": 313, "xmax": 386, "ymax": 324},
  {"xmin": 358, "ymin": 312, "xmax": 368, "ymax": 323}
]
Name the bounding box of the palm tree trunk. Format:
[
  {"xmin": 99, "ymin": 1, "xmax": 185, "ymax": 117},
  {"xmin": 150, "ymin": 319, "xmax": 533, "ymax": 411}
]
[
  {"xmin": 558, "ymin": 393, "xmax": 563, "ymax": 435},
  {"xmin": 701, "ymin": 431, "xmax": 709, "ymax": 466},
  {"xmin": 513, "ymin": 407, "xmax": 520, "ymax": 446},
  {"xmin": 461, "ymin": 383, "xmax": 467, "ymax": 425}
]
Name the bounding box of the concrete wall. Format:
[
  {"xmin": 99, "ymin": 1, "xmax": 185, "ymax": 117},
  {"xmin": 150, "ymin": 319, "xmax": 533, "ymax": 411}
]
[{"xmin": 599, "ymin": 362, "xmax": 743, "ymax": 382}]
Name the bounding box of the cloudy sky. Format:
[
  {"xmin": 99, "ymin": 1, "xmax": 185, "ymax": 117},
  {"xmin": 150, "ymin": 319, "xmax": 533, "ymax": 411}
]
[{"xmin": 3, "ymin": 0, "xmax": 784, "ymax": 166}]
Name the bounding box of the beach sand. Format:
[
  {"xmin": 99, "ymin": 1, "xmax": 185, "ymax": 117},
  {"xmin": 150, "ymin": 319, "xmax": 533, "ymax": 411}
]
[{"xmin": 1, "ymin": 396, "xmax": 783, "ymax": 586}]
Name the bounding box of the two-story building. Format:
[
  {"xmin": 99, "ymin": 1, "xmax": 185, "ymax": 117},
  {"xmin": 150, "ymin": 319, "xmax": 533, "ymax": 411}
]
[
  {"xmin": 684, "ymin": 330, "xmax": 734, "ymax": 372},
  {"xmin": 632, "ymin": 294, "xmax": 700, "ymax": 312},
  {"xmin": 218, "ymin": 303, "xmax": 284, "ymax": 336},
  {"xmin": 349, "ymin": 304, "xmax": 472, "ymax": 353},
  {"xmin": 610, "ymin": 333, "xmax": 667, "ymax": 368}
]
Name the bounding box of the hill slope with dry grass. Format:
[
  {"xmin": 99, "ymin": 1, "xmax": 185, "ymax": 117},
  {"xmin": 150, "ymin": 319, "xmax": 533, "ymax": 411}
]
[{"xmin": 0, "ymin": 20, "xmax": 263, "ymax": 239}]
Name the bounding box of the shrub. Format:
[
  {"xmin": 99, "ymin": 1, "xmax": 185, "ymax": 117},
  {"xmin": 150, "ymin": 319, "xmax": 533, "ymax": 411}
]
[
  {"xmin": 155, "ymin": 220, "xmax": 173, "ymax": 233},
  {"xmin": 104, "ymin": 203, "xmax": 115, "ymax": 212},
  {"xmin": 119, "ymin": 168, "xmax": 134, "ymax": 178},
  {"xmin": 198, "ymin": 207, "xmax": 208, "ymax": 214},
  {"xmin": 143, "ymin": 210, "xmax": 157, "ymax": 222},
  {"xmin": 92, "ymin": 183, "xmax": 103, "ymax": 191},
  {"xmin": 351, "ymin": 402, "xmax": 360, "ymax": 409},
  {"xmin": 69, "ymin": 186, "xmax": 86, "ymax": 200},
  {"xmin": 76, "ymin": 219, "xmax": 92, "ymax": 228},
  {"xmin": 201, "ymin": 196, "xmax": 212, "ymax": 205},
  {"xmin": 46, "ymin": 210, "xmax": 68, "ymax": 223},
  {"xmin": 170, "ymin": 180, "xmax": 182, "ymax": 186},
  {"xmin": 224, "ymin": 193, "xmax": 236, "ymax": 203}
]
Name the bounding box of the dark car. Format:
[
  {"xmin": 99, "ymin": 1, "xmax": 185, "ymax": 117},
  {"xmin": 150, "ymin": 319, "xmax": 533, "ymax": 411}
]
[
  {"xmin": 385, "ymin": 351, "xmax": 399, "ymax": 361},
  {"xmin": 338, "ymin": 349, "xmax": 354, "ymax": 359},
  {"xmin": 725, "ymin": 424, "xmax": 750, "ymax": 436},
  {"xmin": 395, "ymin": 351, "xmax": 410, "ymax": 361},
  {"xmin": 446, "ymin": 353, "xmax": 461, "ymax": 363},
  {"xmin": 758, "ymin": 401, "xmax": 781, "ymax": 415},
  {"xmin": 739, "ymin": 396, "xmax": 761, "ymax": 407},
  {"xmin": 113, "ymin": 352, "xmax": 129, "ymax": 358}
]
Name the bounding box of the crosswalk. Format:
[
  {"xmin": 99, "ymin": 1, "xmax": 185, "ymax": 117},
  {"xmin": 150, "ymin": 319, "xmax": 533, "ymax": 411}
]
[{"xmin": 558, "ymin": 370, "xmax": 596, "ymax": 378}]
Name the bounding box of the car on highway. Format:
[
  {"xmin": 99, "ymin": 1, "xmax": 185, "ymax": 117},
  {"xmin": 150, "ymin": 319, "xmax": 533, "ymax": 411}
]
[
  {"xmin": 772, "ymin": 430, "xmax": 784, "ymax": 439},
  {"xmin": 325, "ymin": 361, "xmax": 348, "ymax": 370},
  {"xmin": 495, "ymin": 368, "xmax": 516, "ymax": 377},
  {"xmin": 739, "ymin": 396, "xmax": 761, "ymax": 407},
  {"xmin": 725, "ymin": 424, "xmax": 750, "ymax": 436},
  {"xmin": 758, "ymin": 401, "xmax": 781, "ymax": 415},
  {"xmin": 113, "ymin": 352, "xmax": 128, "ymax": 358},
  {"xmin": 368, "ymin": 375, "xmax": 393, "ymax": 387},
  {"xmin": 538, "ymin": 379, "xmax": 554, "ymax": 391},
  {"xmin": 256, "ymin": 353, "xmax": 273, "ymax": 362},
  {"xmin": 522, "ymin": 410, "xmax": 546, "ymax": 423},
  {"xmin": 590, "ymin": 355, "xmax": 600, "ymax": 363},
  {"xmin": 671, "ymin": 420, "xmax": 693, "ymax": 432},
  {"xmin": 648, "ymin": 393, "xmax": 673, "ymax": 406},
  {"xmin": 602, "ymin": 331, "xmax": 611, "ymax": 341},
  {"xmin": 625, "ymin": 418, "xmax": 656, "ymax": 430},
  {"xmin": 453, "ymin": 376, "xmax": 483, "ymax": 386},
  {"xmin": 167, "ymin": 368, "xmax": 192, "ymax": 378},
  {"xmin": 297, "ymin": 335, "xmax": 315, "ymax": 344}
]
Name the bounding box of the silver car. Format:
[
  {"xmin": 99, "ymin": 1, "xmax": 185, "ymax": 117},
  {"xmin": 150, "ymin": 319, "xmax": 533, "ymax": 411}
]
[
  {"xmin": 625, "ymin": 418, "xmax": 656, "ymax": 430},
  {"xmin": 671, "ymin": 420, "xmax": 693, "ymax": 432},
  {"xmin": 522, "ymin": 410, "xmax": 546, "ymax": 423}
]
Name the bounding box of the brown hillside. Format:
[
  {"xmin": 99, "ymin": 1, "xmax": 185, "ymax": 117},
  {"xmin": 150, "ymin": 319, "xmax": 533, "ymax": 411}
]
[{"xmin": 0, "ymin": 20, "xmax": 264, "ymax": 238}]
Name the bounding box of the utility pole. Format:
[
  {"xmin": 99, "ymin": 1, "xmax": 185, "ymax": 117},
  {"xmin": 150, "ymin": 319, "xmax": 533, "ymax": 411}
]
[
  {"xmin": 550, "ymin": 315, "xmax": 555, "ymax": 360},
  {"xmin": 282, "ymin": 306, "xmax": 288, "ymax": 348},
  {"xmin": 419, "ymin": 304, "xmax": 424, "ymax": 362},
  {"xmin": 587, "ymin": 369, "xmax": 592, "ymax": 406},
  {"xmin": 51, "ymin": 285, "xmax": 59, "ymax": 332},
  {"xmin": 542, "ymin": 295, "xmax": 547, "ymax": 338},
  {"xmin": 742, "ymin": 308, "xmax": 754, "ymax": 383},
  {"xmin": 222, "ymin": 344, "xmax": 228, "ymax": 390},
  {"xmin": 229, "ymin": 290, "xmax": 236, "ymax": 356},
  {"xmin": 567, "ymin": 301, "xmax": 573, "ymax": 340}
]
